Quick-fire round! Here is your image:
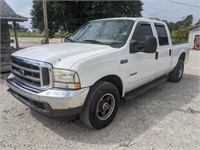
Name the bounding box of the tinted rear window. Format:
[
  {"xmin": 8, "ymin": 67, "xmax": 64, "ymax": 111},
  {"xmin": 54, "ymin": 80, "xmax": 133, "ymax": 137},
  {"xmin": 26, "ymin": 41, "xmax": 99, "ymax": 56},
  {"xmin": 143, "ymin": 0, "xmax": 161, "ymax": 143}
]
[{"xmin": 155, "ymin": 24, "xmax": 169, "ymax": 46}]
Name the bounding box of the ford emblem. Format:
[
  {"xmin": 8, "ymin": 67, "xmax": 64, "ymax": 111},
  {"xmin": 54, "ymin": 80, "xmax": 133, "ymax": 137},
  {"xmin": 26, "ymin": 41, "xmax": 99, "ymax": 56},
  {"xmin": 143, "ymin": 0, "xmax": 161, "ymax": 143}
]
[{"xmin": 19, "ymin": 69, "xmax": 25, "ymax": 76}]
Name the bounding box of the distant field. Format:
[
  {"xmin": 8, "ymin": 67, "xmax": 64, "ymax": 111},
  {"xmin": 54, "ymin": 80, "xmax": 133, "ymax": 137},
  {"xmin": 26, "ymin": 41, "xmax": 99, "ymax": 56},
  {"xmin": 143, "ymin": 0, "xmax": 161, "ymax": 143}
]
[
  {"xmin": 10, "ymin": 32, "xmax": 44, "ymax": 38},
  {"xmin": 10, "ymin": 32, "xmax": 66, "ymax": 38}
]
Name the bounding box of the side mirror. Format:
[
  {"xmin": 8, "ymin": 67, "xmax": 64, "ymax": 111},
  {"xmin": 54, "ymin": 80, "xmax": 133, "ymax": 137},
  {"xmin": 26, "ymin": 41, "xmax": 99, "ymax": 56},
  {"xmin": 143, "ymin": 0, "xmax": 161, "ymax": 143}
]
[
  {"xmin": 130, "ymin": 40, "xmax": 145, "ymax": 53},
  {"xmin": 144, "ymin": 36, "xmax": 157, "ymax": 53}
]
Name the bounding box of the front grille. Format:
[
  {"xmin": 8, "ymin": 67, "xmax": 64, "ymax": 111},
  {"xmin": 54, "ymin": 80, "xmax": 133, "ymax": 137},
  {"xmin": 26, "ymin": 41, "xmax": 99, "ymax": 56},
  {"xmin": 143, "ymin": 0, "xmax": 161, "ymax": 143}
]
[{"xmin": 11, "ymin": 56, "xmax": 51, "ymax": 88}]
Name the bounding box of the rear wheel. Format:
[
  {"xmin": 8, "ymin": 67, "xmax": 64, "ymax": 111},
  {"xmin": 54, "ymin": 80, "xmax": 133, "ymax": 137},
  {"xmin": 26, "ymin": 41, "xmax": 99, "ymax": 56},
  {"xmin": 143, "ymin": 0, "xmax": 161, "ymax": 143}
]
[
  {"xmin": 168, "ymin": 59, "xmax": 184, "ymax": 82},
  {"xmin": 79, "ymin": 81, "xmax": 120, "ymax": 129}
]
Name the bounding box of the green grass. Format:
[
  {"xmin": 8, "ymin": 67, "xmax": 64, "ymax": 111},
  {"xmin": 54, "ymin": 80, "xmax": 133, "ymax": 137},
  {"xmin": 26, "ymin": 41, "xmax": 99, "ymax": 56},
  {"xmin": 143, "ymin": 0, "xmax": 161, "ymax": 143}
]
[
  {"xmin": 10, "ymin": 32, "xmax": 66, "ymax": 38},
  {"xmin": 10, "ymin": 31, "xmax": 45, "ymax": 38}
]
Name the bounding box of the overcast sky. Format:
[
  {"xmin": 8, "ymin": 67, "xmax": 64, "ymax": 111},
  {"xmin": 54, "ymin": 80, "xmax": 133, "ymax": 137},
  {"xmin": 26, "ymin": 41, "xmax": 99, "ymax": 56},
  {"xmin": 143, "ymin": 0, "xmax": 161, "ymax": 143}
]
[{"xmin": 5, "ymin": 0, "xmax": 200, "ymax": 28}]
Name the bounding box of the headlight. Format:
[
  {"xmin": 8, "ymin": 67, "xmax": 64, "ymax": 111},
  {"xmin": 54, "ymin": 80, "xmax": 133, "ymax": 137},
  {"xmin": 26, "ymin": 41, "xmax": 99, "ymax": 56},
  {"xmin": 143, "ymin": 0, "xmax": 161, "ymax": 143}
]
[{"xmin": 53, "ymin": 69, "xmax": 80, "ymax": 89}]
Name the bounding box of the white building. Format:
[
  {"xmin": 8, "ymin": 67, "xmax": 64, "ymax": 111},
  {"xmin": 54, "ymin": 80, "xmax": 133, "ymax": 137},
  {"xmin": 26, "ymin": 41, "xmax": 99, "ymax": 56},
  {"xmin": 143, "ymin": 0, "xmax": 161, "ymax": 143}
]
[{"xmin": 188, "ymin": 25, "xmax": 200, "ymax": 49}]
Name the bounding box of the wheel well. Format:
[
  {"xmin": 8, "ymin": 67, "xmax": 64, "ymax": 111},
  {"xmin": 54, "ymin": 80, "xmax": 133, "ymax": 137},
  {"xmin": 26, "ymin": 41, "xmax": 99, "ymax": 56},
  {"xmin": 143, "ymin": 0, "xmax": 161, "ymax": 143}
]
[
  {"xmin": 179, "ymin": 52, "xmax": 186, "ymax": 62},
  {"xmin": 98, "ymin": 75, "xmax": 123, "ymax": 97}
]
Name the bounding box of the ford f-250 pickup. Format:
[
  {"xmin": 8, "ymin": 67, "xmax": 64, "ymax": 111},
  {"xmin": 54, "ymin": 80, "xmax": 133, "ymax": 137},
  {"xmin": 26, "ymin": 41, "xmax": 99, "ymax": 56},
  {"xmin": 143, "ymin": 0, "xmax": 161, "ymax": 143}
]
[{"xmin": 7, "ymin": 18, "xmax": 190, "ymax": 129}]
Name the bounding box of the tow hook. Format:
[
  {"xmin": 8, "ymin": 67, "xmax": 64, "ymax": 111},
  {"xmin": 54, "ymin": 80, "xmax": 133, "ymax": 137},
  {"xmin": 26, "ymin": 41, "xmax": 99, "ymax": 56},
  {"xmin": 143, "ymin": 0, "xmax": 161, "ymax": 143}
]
[{"xmin": 7, "ymin": 88, "xmax": 11, "ymax": 93}]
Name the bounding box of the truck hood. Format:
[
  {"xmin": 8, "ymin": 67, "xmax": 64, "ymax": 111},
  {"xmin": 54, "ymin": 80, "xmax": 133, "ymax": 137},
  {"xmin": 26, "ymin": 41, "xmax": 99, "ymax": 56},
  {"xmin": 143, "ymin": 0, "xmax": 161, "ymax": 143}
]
[{"xmin": 12, "ymin": 43, "xmax": 115, "ymax": 69}]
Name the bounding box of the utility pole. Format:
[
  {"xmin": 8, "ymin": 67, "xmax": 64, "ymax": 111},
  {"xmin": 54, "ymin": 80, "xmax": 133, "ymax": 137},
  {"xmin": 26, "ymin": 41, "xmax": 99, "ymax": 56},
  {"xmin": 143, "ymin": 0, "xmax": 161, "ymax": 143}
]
[
  {"xmin": 43, "ymin": 0, "xmax": 49, "ymax": 44},
  {"xmin": 13, "ymin": 21, "xmax": 19, "ymax": 49}
]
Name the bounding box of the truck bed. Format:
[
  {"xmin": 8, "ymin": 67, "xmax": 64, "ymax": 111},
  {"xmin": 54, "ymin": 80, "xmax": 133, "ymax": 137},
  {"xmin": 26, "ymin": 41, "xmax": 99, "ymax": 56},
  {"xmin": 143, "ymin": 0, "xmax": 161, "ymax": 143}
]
[{"xmin": 172, "ymin": 43, "xmax": 190, "ymax": 69}]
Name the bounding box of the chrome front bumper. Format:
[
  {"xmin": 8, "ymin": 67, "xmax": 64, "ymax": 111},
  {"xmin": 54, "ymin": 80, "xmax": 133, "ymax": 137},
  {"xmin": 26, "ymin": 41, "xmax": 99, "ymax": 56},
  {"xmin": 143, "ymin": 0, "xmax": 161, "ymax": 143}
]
[{"xmin": 7, "ymin": 73, "xmax": 89, "ymax": 117}]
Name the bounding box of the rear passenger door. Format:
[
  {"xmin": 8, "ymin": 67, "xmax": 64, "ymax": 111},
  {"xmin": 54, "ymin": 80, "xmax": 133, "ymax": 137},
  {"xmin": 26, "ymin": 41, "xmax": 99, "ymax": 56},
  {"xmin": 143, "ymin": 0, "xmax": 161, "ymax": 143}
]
[{"xmin": 154, "ymin": 23, "xmax": 172, "ymax": 77}]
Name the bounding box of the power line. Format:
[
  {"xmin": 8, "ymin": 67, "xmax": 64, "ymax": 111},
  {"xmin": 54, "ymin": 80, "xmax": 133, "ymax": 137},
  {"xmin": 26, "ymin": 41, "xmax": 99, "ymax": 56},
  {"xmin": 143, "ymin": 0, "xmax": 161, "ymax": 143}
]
[{"xmin": 165, "ymin": 0, "xmax": 200, "ymax": 8}]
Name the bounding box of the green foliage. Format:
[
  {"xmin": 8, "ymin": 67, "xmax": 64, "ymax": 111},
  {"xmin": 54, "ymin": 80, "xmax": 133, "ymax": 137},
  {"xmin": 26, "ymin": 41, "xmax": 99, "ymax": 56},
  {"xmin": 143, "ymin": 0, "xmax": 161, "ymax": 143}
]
[
  {"xmin": 170, "ymin": 15, "xmax": 193, "ymax": 43},
  {"xmin": 10, "ymin": 31, "xmax": 45, "ymax": 38},
  {"xmin": 10, "ymin": 31, "xmax": 66, "ymax": 38},
  {"xmin": 180, "ymin": 15, "xmax": 193, "ymax": 27},
  {"xmin": 171, "ymin": 25, "xmax": 189, "ymax": 43},
  {"xmin": 31, "ymin": 1, "xmax": 143, "ymax": 38},
  {"xmin": 151, "ymin": 15, "xmax": 193, "ymax": 43}
]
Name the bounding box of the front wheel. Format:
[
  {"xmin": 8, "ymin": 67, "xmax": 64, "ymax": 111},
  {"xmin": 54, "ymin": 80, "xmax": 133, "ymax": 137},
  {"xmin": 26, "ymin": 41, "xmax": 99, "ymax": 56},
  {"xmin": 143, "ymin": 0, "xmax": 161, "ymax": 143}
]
[
  {"xmin": 168, "ymin": 59, "xmax": 184, "ymax": 82},
  {"xmin": 79, "ymin": 81, "xmax": 120, "ymax": 129}
]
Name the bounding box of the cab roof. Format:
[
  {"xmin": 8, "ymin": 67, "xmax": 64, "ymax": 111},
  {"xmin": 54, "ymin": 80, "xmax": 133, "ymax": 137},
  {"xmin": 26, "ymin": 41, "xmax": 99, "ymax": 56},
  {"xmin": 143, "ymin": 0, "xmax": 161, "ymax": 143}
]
[{"xmin": 93, "ymin": 17, "xmax": 166, "ymax": 25}]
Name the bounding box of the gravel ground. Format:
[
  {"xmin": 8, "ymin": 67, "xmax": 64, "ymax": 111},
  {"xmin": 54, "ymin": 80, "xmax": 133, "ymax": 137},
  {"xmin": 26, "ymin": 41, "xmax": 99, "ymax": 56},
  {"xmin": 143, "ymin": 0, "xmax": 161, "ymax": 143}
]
[{"xmin": 0, "ymin": 50, "xmax": 200, "ymax": 150}]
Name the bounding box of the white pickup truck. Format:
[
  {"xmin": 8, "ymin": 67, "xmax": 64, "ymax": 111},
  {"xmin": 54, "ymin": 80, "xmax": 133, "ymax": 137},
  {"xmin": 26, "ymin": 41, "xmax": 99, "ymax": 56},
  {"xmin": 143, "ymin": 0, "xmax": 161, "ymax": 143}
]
[{"xmin": 7, "ymin": 18, "xmax": 190, "ymax": 129}]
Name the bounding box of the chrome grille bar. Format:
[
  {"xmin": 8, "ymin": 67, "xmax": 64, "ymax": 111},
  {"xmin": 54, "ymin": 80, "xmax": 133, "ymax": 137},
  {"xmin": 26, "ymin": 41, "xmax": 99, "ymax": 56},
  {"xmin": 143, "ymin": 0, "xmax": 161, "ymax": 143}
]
[
  {"xmin": 12, "ymin": 63, "xmax": 40, "ymax": 73},
  {"xmin": 12, "ymin": 69, "xmax": 41, "ymax": 82}
]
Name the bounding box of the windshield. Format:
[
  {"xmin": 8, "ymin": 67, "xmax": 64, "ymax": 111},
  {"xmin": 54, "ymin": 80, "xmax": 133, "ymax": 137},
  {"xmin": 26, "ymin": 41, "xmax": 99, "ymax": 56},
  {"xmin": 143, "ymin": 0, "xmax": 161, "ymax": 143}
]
[{"xmin": 68, "ymin": 19, "xmax": 134, "ymax": 47}]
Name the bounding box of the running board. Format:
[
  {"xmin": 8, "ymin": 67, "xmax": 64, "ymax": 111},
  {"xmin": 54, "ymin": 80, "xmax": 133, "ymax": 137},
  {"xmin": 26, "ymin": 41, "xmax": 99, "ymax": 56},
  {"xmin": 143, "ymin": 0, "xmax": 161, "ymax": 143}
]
[{"xmin": 123, "ymin": 75, "xmax": 167, "ymax": 101}]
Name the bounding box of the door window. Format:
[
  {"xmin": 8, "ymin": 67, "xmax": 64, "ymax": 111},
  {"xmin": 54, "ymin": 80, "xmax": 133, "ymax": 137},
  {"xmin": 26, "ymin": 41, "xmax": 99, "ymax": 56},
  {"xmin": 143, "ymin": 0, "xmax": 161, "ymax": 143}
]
[
  {"xmin": 155, "ymin": 24, "xmax": 169, "ymax": 46},
  {"xmin": 130, "ymin": 22, "xmax": 153, "ymax": 52},
  {"xmin": 132, "ymin": 23, "xmax": 153, "ymax": 42}
]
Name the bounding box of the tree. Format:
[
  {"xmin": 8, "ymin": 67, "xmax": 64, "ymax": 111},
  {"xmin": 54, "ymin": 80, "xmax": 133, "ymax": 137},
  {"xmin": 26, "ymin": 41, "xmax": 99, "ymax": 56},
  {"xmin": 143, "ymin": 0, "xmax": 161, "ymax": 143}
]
[
  {"xmin": 181, "ymin": 15, "xmax": 193, "ymax": 27},
  {"xmin": 170, "ymin": 15, "xmax": 193, "ymax": 43},
  {"xmin": 150, "ymin": 15, "xmax": 193, "ymax": 43},
  {"xmin": 31, "ymin": 1, "xmax": 143, "ymax": 38},
  {"xmin": 8, "ymin": 23, "xmax": 26, "ymax": 31},
  {"xmin": 15, "ymin": 23, "xmax": 26, "ymax": 31},
  {"xmin": 171, "ymin": 25, "xmax": 189, "ymax": 43}
]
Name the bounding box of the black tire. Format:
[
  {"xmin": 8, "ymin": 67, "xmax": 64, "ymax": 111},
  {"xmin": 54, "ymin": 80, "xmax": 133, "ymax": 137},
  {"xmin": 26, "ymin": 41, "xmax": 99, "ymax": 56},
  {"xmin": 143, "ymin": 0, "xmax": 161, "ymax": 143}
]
[
  {"xmin": 79, "ymin": 81, "xmax": 120, "ymax": 129},
  {"xmin": 168, "ymin": 59, "xmax": 184, "ymax": 82}
]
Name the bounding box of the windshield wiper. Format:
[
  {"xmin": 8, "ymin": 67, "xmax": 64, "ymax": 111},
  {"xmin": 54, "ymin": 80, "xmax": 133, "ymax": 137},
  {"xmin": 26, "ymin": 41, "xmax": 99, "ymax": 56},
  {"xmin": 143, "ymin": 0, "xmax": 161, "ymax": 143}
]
[{"xmin": 83, "ymin": 40, "xmax": 105, "ymax": 45}]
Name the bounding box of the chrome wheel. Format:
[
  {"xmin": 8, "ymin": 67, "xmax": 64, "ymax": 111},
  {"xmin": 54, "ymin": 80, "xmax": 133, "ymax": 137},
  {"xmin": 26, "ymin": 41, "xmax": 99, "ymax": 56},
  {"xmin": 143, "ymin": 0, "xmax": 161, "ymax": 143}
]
[{"xmin": 96, "ymin": 93, "xmax": 115, "ymax": 121}]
